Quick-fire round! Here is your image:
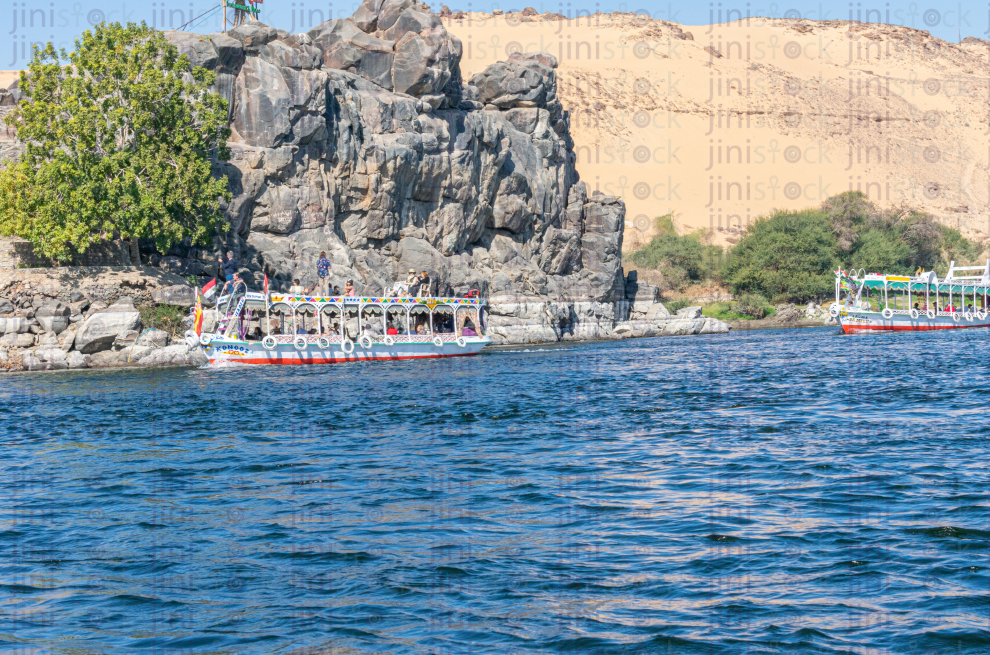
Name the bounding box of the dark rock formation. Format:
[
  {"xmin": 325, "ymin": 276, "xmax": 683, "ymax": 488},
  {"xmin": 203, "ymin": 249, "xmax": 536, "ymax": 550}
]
[{"xmin": 157, "ymin": 1, "xmax": 630, "ymax": 343}]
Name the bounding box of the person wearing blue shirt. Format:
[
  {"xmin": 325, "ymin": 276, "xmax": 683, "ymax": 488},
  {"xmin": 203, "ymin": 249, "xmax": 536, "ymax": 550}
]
[
  {"xmin": 218, "ymin": 251, "xmax": 238, "ymax": 295},
  {"xmin": 316, "ymin": 251, "xmax": 332, "ymax": 296}
]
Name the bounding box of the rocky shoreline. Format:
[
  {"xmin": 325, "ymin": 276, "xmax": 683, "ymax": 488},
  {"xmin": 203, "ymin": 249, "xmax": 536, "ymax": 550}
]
[
  {"xmin": 0, "ymin": 265, "xmax": 734, "ymax": 372},
  {"xmin": 0, "ymin": 267, "xmax": 208, "ymax": 372}
]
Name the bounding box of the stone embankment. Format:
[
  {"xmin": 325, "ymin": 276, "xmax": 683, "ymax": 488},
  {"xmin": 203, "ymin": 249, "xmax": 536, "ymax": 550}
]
[
  {"xmin": 0, "ymin": 267, "xmax": 206, "ymax": 372},
  {"xmin": 0, "ymin": 265, "xmax": 728, "ymax": 372},
  {"xmin": 728, "ymin": 303, "xmax": 839, "ymax": 331}
]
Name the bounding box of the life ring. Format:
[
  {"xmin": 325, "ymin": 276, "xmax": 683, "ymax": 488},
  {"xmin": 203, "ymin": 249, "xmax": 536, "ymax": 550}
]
[
  {"xmin": 456, "ymin": 336, "xmax": 467, "ymax": 348},
  {"xmin": 881, "ymin": 308, "xmax": 893, "ymax": 319},
  {"xmin": 341, "ymin": 338, "xmax": 354, "ymax": 354},
  {"xmin": 952, "ymin": 312, "xmax": 960, "ymax": 322},
  {"xmin": 828, "ymin": 303, "xmax": 840, "ymax": 318},
  {"xmin": 384, "ymin": 335, "xmax": 395, "ymax": 347},
  {"xmin": 317, "ymin": 336, "xmax": 331, "ymax": 349},
  {"xmin": 926, "ymin": 309, "xmax": 936, "ymax": 320},
  {"xmin": 199, "ymin": 332, "xmax": 212, "ymax": 346},
  {"xmin": 909, "ymin": 309, "xmax": 919, "ymax": 319},
  {"xmin": 433, "ymin": 336, "xmax": 444, "ymax": 347},
  {"xmin": 359, "ymin": 334, "xmax": 373, "ymax": 349},
  {"xmin": 294, "ymin": 335, "xmax": 308, "ymax": 350},
  {"xmin": 262, "ymin": 335, "xmax": 277, "ymax": 350},
  {"xmin": 979, "ymin": 311, "xmax": 988, "ymax": 321},
  {"xmin": 966, "ymin": 312, "xmax": 974, "ymax": 322}
]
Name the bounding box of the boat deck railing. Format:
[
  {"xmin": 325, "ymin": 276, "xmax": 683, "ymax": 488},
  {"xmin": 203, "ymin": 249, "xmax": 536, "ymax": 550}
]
[
  {"xmin": 845, "ymin": 306, "xmax": 988, "ymax": 317},
  {"xmin": 265, "ymin": 333, "xmax": 473, "ymax": 344}
]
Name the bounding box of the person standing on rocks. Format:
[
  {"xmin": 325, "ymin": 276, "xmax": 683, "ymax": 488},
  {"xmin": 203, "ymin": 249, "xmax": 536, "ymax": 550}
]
[
  {"xmin": 317, "ymin": 252, "xmax": 332, "ymax": 297},
  {"xmin": 219, "ymin": 251, "xmax": 238, "ymax": 290}
]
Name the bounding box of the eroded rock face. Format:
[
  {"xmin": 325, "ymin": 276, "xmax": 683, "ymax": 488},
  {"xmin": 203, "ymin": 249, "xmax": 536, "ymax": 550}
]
[
  {"xmin": 160, "ymin": 7, "xmax": 629, "ymax": 344},
  {"xmin": 74, "ymin": 302, "xmax": 142, "ymax": 354}
]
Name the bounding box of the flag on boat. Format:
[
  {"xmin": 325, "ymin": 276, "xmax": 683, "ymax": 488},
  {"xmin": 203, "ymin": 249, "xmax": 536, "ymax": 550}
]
[
  {"xmin": 264, "ymin": 273, "xmax": 269, "ymax": 297},
  {"xmin": 202, "ymin": 277, "xmax": 217, "ymax": 300},
  {"xmin": 193, "ymin": 288, "xmax": 204, "ymax": 335}
]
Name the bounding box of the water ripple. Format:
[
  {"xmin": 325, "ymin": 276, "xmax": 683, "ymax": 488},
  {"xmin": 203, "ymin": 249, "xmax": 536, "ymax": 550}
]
[{"xmin": 1, "ymin": 327, "xmax": 988, "ymax": 653}]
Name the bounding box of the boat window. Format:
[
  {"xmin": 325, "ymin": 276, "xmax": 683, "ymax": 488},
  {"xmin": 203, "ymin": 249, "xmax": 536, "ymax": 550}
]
[
  {"xmin": 320, "ymin": 305, "xmax": 342, "ymax": 336},
  {"xmin": 342, "ymin": 307, "xmax": 360, "ymax": 340},
  {"xmin": 386, "ymin": 306, "xmax": 407, "ymax": 334},
  {"xmin": 432, "ymin": 306, "xmax": 455, "ymax": 334},
  {"xmin": 457, "ymin": 306, "xmax": 482, "ymax": 336},
  {"xmin": 409, "ymin": 305, "xmax": 431, "ymax": 334}
]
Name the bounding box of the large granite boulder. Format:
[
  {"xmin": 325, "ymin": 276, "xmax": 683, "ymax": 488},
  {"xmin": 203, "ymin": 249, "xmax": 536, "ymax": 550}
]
[
  {"xmin": 0, "ymin": 316, "xmax": 29, "ymax": 334},
  {"xmin": 73, "ymin": 302, "xmax": 142, "ymax": 354},
  {"xmin": 136, "ymin": 328, "xmax": 171, "ymax": 348},
  {"xmin": 35, "ymin": 300, "xmax": 70, "ymax": 334},
  {"xmin": 469, "ymin": 53, "xmax": 559, "ymax": 114},
  {"xmin": 307, "ymin": 0, "xmax": 460, "ymax": 100},
  {"xmin": 150, "ymin": 285, "xmax": 197, "ymax": 306},
  {"xmin": 138, "ymin": 344, "xmax": 209, "ymax": 367},
  {"xmin": 21, "ymin": 348, "xmax": 68, "ymax": 371}
]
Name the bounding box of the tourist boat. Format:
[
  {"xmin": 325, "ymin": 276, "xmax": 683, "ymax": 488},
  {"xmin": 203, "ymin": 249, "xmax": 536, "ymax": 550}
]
[
  {"xmin": 831, "ymin": 260, "xmax": 990, "ymax": 333},
  {"xmin": 197, "ymin": 291, "xmax": 491, "ymax": 365}
]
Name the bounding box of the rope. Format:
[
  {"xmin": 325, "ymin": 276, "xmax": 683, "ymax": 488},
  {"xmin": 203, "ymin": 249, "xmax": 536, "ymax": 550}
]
[
  {"xmin": 176, "ymin": 3, "xmax": 223, "ymax": 32},
  {"xmin": 189, "ymin": 5, "xmax": 222, "ymax": 31}
]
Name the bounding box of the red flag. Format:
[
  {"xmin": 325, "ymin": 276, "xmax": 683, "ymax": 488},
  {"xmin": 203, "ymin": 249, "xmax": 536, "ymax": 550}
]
[
  {"xmin": 202, "ymin": 277, "xmax": 217, "ymax": 300},
  {"xmin": 264, "ymin": 274, "xmax": 269, "ymax": 296}
]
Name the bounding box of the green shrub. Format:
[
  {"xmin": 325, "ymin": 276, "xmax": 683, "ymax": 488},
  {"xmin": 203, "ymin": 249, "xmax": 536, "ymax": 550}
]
[
  {"xmin": 735, "ymin": 293, "xmax": 773, "ymax": 319},
  {"xmin": 138, "ymin": 303, "xmax": 188, "ymax": 336},
  {"xmin": 629, "ymin": 214, "xmax": 726, "ymax": 292},
  {"xmin": 723, "ymin": 209, "xmax": 839, "ymax": 302},
  {"xmin": 723, "ymin": 192, "xmax": 983, "ymax": 302}
]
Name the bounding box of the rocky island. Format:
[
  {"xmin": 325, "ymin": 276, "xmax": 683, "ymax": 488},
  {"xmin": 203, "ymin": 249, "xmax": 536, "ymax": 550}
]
[{"xmin": 0, "ymin": 0, "xmax": 729, "ymax": 371}]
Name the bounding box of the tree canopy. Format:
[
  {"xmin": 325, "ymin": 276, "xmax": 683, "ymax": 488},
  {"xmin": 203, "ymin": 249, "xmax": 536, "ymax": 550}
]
[{"xmin": 0, "ymin": 22, "xmax": 231, "ymax": 262}]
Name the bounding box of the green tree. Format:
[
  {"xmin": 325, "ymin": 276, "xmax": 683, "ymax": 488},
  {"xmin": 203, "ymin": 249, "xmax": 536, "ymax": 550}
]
[
  {"xmin": 629, "ymin": 214, "xmax": 725, "ymax": 289},
  {"xmin": 723, "ymin": 209, "xmax": 839, "ymax": 302},
  {"xmin": 0, "ymin": 22, "xmax": 230, "ymax": 262},
  {"xmin": 848, "ymin": 228, "xmax": 912, "ymax": 273}
]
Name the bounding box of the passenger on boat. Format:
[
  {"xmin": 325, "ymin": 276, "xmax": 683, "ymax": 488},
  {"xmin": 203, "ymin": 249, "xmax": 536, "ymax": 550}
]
[
  {"xmin": 289, "ymin": 279, "xmax": 304, "ymax": 295},
  {"xmin": 333, "ymin": 285, "xmax": 341, "ymax": 296},
  {"xmin": 230, "ymin": 273, "xmax": 247, "ymax": 298},
  {"xmin": 296, "ymin": 325, "xmax": 307, "ymax": 334},
  {"xmin": 317, "ymin": 251, "xmax": 332, "ymax": 296},
  {"xmin": 390, "ymin": 269, "xmax": 417, "ymax": 297},
  {"xmin": 344, "ymin": 280, "xmax": 356, "ymax": 297},
  {"xmin": 415, "ymin": 324, "xmax": 426, "ymax": 335},
  {"xmin": 461, "ymin": 318, "xmax": 478, "ymax": 336},
  {"xmin": 387, "ymin": 324, "xmax": 398, "ymax": 335},
  {"xmin": 218, "ymin": 251, "xmax": 238, "ymax": 284},
  {"xmin": 417, "ymin": 271, "xmax": 431, "ymax": 298}
]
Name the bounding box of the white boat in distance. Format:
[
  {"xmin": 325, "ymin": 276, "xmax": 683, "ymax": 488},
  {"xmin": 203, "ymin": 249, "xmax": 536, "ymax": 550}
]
[
  {"xmin": 831, "ymin": 260, "xmax": 990, "ymax": 334},
  {"xmin": 198, "ymin": 291, "xmax": 491, "ymax": 365}
]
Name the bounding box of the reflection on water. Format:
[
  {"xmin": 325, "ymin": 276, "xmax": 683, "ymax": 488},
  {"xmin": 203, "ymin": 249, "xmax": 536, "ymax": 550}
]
[{"xmin": 1, "ymin": 326, "xmax": 988, "ymax": 654}]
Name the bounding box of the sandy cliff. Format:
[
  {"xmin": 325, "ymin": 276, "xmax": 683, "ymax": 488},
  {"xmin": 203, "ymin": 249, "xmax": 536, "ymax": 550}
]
[{"xmin": 446, "ymin": 12, "xmax": 990, "ymax": 249}]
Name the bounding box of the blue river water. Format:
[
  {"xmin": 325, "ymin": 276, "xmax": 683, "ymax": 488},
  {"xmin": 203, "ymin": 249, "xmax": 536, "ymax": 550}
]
[{"xmin": 1, "ymin": 326, "xmax": 988, "ymax": 654}]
